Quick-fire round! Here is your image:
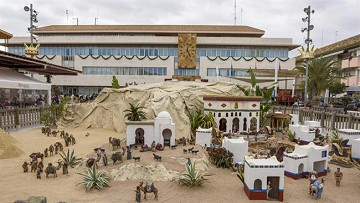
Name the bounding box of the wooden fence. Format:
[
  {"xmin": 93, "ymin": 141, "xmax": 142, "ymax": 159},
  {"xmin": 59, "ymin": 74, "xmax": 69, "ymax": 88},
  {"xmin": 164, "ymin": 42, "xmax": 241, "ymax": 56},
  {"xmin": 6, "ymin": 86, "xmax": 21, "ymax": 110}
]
[
  {"xmin": 271, "ymin": 106, "xmax": 360, "ymax": 131},
  {"xmin": 0, "ymin": 106, "xmax": 47, "ymax": 130}
]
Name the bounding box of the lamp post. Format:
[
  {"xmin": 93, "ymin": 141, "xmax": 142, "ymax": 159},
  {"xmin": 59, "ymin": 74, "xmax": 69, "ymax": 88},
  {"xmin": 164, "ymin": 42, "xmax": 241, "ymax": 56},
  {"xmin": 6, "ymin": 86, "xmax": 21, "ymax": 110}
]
[
  {"xmin": 24, "ymin": 4, "xmax": 39, "ymax": 55},
  {"xmin": 301, "ymin": 5, "xmax": 315, "ymax": 103}
]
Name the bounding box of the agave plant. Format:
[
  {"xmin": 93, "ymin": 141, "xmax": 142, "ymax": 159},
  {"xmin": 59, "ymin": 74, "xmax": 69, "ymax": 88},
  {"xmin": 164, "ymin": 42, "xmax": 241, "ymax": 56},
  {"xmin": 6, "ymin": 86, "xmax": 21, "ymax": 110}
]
[
  {"xmin": 287, "ymin": 130, "xmax": 296, "ymax": 142},
  {"xmin": 59, "ymin": 149, "xmax": 82, "ymax": 168},
  {"xmin": 178, "ymin": 161, "xmax": 210, "ymax": 187},
  {"xmin": 77, "ymin": 164, "xmax": 110, "ymax": 191},
  {"xmin": 329, "ymin": 130, "xmax": 343, "ymax": 144}
]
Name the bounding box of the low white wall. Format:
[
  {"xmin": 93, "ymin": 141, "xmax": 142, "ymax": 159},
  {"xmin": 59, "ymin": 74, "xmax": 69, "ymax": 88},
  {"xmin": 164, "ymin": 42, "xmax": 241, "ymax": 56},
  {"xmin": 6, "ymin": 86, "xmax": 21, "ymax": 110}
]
[{"xmin": 195, "ymin": 131, "xmax": 212, "ymax": 147}]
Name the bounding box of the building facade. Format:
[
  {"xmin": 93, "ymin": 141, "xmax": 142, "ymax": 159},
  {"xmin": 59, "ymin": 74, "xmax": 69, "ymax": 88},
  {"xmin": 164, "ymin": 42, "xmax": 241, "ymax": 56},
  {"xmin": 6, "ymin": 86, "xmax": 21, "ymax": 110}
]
[{"xmin": 5, "ymin": 25, "xmax": 297, "ymax": 95}]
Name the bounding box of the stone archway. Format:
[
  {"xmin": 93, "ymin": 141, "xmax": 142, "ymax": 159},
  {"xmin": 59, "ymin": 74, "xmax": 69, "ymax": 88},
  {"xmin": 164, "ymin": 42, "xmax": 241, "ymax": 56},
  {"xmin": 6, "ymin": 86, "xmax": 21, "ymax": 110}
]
[
  {"xmin": 219, "ymin": 118, "xmax": 227, "ymax": 132},
  {"xmin": 162, "ymin": 128, "xmax": 172, "ymax": 147},
  {"xmin": 250, "ymin": 117, "xmax": 257, "ymax": 131},
  {"xmin": 135, "ymin": 128, "xmax": 145, "ymax": 145},
  {"xmin": 232, "ymin": 117, "xmax": 239, "ymax": 133}
]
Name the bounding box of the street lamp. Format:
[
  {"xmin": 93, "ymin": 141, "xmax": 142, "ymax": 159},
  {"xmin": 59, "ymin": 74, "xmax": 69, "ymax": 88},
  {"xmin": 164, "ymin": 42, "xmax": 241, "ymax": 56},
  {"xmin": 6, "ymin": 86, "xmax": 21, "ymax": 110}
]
[
  {"xmin": 301, "ymin": 5, "xmax": 315, "ymax": 103},
  {"xmin": 24, "ymin": 4, "xmax": 39, "ymax": 57}
]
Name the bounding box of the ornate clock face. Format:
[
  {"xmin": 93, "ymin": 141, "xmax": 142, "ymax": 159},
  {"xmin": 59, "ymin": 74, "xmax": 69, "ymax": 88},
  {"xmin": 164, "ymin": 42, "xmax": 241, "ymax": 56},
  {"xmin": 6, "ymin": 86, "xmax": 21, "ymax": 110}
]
[{"xmin": 178, "ymin": 33, "xmax": 197, "ymax": 69}]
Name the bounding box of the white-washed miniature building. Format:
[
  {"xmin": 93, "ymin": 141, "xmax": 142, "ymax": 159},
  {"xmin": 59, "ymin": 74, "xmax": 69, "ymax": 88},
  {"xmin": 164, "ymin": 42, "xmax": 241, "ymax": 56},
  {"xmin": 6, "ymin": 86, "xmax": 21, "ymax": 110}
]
[
  {"xmin": 195, "ymin": 127, "xmax": 212, "ymax": 147},
  {"xmin": 203, "ymin": 96, "xmax": 262, "ymax": 133},
  {"xmin": 289, "ymin": 114, "xmax": 299, "ymax": 125},
  {"xmin": 351, "ymin": 138, "xmax": 360, "ymax": 162},
  {"xmin": 289, "ymin": 121, "xmax": 322, "ymax": 144},
  {"xmin": 243, "ymin": 156, "xmax": 284, "ymax": 202},
  {"xmin": 125, "ymin": 111, "xmax": 175, "ymax": 147},
  {"xmin": 338, "ymin": 129, "xmax": 360, "ymax": 145},
  {"xmin": 222, "ymin": 136, "xmax": 248, "ymax": 163},
  {"xmin": 283, "ymin": 142, "xmax": 329, "ymax": 179}
]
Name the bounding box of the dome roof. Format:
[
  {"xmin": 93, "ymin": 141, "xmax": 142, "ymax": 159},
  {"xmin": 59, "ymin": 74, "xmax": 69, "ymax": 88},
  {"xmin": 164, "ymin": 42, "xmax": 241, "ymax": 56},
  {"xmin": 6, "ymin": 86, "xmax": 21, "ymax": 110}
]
[{"xmin": 157, "ymin": 111, "xmax": 171, "ymax": 118}]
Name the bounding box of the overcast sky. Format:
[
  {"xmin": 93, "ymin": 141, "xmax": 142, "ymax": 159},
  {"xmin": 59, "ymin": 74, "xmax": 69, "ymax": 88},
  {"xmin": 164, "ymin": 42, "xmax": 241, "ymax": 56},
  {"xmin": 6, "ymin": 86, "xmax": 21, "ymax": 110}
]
[{"xmin": 1, "ymin": 0, "xmax": 359, "ymax": 56}]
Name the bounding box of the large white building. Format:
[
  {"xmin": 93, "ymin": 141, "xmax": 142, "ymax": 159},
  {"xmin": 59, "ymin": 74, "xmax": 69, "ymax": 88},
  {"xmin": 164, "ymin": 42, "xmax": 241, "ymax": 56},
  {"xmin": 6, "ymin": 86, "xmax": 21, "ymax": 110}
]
[{"xmin": 5, "ymin": 25, "xmax": 298, "ymax": 95}]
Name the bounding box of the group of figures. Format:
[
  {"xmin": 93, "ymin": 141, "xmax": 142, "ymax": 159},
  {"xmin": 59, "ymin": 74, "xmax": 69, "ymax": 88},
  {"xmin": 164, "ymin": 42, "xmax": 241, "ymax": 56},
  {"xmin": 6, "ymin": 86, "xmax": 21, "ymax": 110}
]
[
  {"xmin": 134, "ymin": 182, "xmax": 158, "ymax": 202},
  {"xmin": 22, "ymin": 154, "xmax": 68, "ymax": 179}
]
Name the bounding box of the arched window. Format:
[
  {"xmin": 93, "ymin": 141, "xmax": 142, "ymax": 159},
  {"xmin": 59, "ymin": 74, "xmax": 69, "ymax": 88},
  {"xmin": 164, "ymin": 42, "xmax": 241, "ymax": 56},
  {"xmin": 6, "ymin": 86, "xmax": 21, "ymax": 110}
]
[
  {"xmin": 239, "ymin": 112, "xmax": 242, "ymax": 116},
  {"xmin": 235, "ymin": 112, "xmax": 237, "ymax": 116},
  {"xmin": 226, "ymin": 113, "xmax": 228, "ymax": 117},
  {"xmin": 250, "ymin": 112, "xmax": 252, "ymax": 117},
  {"xmin": 256, "ymin": 112, "xmax": 258, "ymax": 116},
  {"xmin": 254, "ymin": 179, "xmax": 262, "ymax": 190},
  {"xmin": 218, "ymin": 113, "xmax": 221, "ymax": 117},
  {"xmin": 231, "ymin": 112, "xmax": 233, "ymax": 117}
]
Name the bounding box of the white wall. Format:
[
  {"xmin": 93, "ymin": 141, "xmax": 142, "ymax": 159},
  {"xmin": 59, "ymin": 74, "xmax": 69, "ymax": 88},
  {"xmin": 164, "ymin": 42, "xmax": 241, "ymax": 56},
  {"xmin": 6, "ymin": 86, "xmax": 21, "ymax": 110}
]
[
  {"xmin": 195, "ymin": 131, "xmax": 212, "ymax": 147},
  {"xmin": 222, "ymin": 138, "xmax": 248, "ymax": 163},
  {"xmin": 244, "ymin": 162, "xmax": 284, "ymax": 190},
  {"xmin": 126, "ymin": 124, "xmax": 154, "ymax": 146},
  {"xmin": 351, "ymin": 138, "xmax": 360, "ymax": 159}
]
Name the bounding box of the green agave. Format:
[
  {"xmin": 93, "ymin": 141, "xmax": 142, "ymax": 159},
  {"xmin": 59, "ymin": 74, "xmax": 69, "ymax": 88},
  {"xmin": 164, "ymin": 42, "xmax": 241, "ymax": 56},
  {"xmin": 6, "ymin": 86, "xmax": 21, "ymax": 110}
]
[
  {"xmin": 77, "ymin": 164, "xmax": 110, "ymax": 192},
  {"xmin": 59, "ymin": 149, "xmax": 82, "ymax": 168},
  {"xmin": 178, "ymin": 161, "xmax": 211, "ymax": 187}
]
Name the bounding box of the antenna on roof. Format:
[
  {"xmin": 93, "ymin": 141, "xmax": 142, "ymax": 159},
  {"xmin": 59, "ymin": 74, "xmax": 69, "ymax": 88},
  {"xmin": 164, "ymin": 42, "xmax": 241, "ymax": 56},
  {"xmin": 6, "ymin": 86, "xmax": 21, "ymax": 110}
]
[
  {"xmin": 240, "ymin": 8, "xmax": 243, "ymax": 25},
  {"xmin": 234, "ymin": 0, "xmax": 237, "ymax": 25},
  {"xmin": 66, "ymin": 10, "xmax": 68, "ymax": 25}
]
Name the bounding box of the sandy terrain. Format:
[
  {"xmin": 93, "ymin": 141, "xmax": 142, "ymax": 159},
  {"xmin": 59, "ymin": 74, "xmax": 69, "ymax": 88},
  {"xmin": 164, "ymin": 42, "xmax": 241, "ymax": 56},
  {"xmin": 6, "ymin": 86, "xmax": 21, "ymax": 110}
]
[{"xmin": 0, "ymin": 126, "xmax": 359, "ymax": 203}]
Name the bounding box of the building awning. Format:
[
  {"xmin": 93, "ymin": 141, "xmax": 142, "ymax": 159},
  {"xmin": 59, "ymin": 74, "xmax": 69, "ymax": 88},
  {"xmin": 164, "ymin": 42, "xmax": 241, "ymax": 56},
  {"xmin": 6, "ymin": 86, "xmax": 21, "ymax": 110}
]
[
  {"xmin": 0, "ymin": 67, "xmax": 50, "ymax": 90},
  {"xmin": 0, "ymin": 50, "xmax": 81, "ymax": 75},
  {"xmin": 0, "ymin": 29, "xmax": 13, "ymax": 39}
]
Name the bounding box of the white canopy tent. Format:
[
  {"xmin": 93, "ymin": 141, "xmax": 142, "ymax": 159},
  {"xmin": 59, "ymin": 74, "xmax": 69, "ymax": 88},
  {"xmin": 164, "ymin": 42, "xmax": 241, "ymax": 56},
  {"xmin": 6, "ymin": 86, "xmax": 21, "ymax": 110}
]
[{"xmin": 0, "ymin": 67, "xmax": 51, "ymax": 104}]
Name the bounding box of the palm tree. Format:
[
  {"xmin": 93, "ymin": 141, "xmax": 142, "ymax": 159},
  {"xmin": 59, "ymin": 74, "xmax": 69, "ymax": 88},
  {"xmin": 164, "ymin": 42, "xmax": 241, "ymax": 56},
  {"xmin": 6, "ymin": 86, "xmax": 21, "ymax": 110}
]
[
  {"xmin": 236, "ymin": 69, "xmax": 275, "ymax": 127},
  {"xmin": 199, "ymin": 112, "xmax": 217, "ymax": 129},
  {"xmin": 123, "ymin": 103, "xmax": 147, "ymax": 121},
  {"xmin": 188, "ymin": 109, "xmax": 203, "ymax": 141},
  {"xmin": 295, "ymin": 57, "xmax": 340, "ymax": 101}
]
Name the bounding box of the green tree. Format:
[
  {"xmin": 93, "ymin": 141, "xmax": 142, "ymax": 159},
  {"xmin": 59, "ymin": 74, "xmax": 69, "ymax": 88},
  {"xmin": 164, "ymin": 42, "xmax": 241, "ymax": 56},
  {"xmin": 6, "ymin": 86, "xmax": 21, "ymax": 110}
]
[
  {"xmin": 236, "ymin": 69, "xmax": 275, "ymax": 127},
  {"xmin": 40, "ymin": 96, "xmax": 70, "ymax": 127},
  {"xmin": 111, "ymin": 76, "xmax": 120, "ymax": 89},
  {"xmin": 295, "ymin": 57, "xmax": 340, "ymax": 100},
  {"xmin": 329, "ymin": 82, "xmax": 346, "ymax": 97},
  {"xmin": 188, "ymin": 109, "xmax": 217, "ymax": 141},
  {"xmin": 123, "ymin": 103, "xmax": 147, "ymax": 121}
]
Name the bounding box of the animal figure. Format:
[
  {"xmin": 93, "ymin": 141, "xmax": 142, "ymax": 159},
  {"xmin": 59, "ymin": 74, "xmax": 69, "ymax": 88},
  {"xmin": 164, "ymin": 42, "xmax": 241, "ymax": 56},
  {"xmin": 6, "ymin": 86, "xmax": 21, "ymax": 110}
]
[
  {"xmin": 187, "ymin": 147, "xmax": 194, "ymax": 153},
  {"xmin": 183, "ymin": 149, "xmax": 187, "ymax": 154},
  {"xmin": 62, "ymin": 162, "xmax": 68, "ymax": 175},
  {"xmin": 54, "ymin": 142, "xmax": 63, "ymax": 151},
  {"xmin": 192, "ymin": 150, "xmax": 199, "ymax": 155},
  {"xmin": 49, "ymin": 145, "xmax": 54, "ymax": 156},
  {"xmin": 111, "ymin": 152, "xmax": 123, "ymax": 165},
  {"xmin": 86, "ymin": 156, "xmax": 101, "ymax": 168},
  {"xmin": 51, "ymin": 130, "xmax": 59, "ymax": 137},
  {"xmin": 45, "ymin": 163, "xmax": 57, "ymax": 178},
  {"xmin": 22, "ymin": 162, "xmax": 29, "ymax": 172},
  {"xmin": 133, "ymin": 156, "xmax": 140, "ymax": 162},
  {"xmin": 153, "ymin": 153, "xmax": 162, "ymax": 162},
  {"xmin": 102, "ymin": 154, "xmax": 108, "ymax": 166},
  {"xmin": 30, "ymin": 160, "xmax": 38, "ymax": 173},
  {"xmin": 60, "ymin": 130, "xmax": 65, "ymax": 138},
  {"xmin": 70, "ymin": 135, "xmax": 76, "ymax": 145},
  {"xmin": 30, "ymin": 152, "xmax": 44, "ymax": 162},
  {"xmin": 171, "ymin": 145, "xmax": 177, "ymax": 150},
  {"xmin": 139, "ymin": 181, "xmax": 158, "ymax": 200},
  {"xmin": 110, "ymin": 138, "xmax": 121, "ymax": 150}
]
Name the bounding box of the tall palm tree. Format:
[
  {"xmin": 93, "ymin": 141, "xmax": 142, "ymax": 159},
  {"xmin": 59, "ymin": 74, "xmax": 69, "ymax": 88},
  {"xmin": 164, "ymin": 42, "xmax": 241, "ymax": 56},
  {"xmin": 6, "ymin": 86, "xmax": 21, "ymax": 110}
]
[
  {"xmin": 199, "ymin": 112, "xmax": 217, "ymax": 129},
  {"xmin": 123, "ymin": 103, "xmax": 147, "ymax": 121},
  {"xmin": 188, "ymin": 109, "xmax": 203, "ymax": 141},
  {"xmin": 295, "ymin": 57, "xmax": 340, "ymax": 100}
]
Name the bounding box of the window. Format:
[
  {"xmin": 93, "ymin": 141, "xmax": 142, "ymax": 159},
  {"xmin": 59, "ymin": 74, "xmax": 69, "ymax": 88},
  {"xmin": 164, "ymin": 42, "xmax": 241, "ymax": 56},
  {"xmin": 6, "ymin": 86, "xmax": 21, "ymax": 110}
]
[
  {"xmin": 226, "ymin": 113, "xmax": 228, "ymax": 117},
  {"xmin": 207, "ymin": 68, "xmax": 216, "ymax": 76},
  {"xmin": 235, "ymin": 112, "xmax": 237, "ymax": 116},
  {"xmin": 256, "ymin": 112, "xmax": 258, "ymax": 116},
  {"xmin": 218, "ymin": 113, "xmax": 221, "ymax": 117},
  {"xmin": 231, "ymin": 112, "xmax": 233, "ymax": 117},
  {"xmin": 254, "ymin": 179, "xmax": 262, "ymax": 190},
  {"xmin": 249, "ymin": 112, "xmax": 252, "ymax": 117},
  {"xmin": 321, "ymin": 151, "xmax": 327, "ymax": 158}
]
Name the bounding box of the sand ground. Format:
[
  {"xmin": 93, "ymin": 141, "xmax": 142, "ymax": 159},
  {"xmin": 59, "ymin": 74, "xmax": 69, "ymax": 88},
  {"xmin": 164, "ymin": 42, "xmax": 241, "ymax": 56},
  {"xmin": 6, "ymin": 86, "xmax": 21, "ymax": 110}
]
[{"xmin": 0, "ymin": 127, "xmax": 359, "ymax": 203}]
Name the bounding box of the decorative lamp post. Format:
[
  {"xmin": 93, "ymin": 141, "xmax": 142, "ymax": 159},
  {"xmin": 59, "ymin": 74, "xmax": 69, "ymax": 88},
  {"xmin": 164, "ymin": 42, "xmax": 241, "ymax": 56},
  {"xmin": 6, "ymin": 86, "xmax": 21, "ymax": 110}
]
[
  {"xmin": 24, "ymin": 4, "xmax": 40, "ymax": 57},
  {"xmin": 300, "ymin": 5, "xmax": 315, "ymax": 103}
]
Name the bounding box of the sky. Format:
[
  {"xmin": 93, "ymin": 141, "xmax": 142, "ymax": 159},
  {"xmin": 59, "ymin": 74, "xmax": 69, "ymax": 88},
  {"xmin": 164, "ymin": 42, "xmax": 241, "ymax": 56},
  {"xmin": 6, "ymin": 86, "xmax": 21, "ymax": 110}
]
[{"xmin": 0, "ymin": 0, "xmax": 359, "ymax": 56}]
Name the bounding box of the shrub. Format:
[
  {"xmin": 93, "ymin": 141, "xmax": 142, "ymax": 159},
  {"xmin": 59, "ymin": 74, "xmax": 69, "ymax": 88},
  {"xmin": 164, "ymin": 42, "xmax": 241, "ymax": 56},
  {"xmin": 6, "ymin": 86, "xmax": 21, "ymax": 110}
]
[
  {"xmin": 77, "ymin": 164, "xmax": 110, "ymax": 191},
  {"xmin": 59, "ymin": 149, "xmax": 82, "ymax": 168},
  {"xmin": 287, "ymin": 130, "xmax": 296, "ymax": 142},
  {"xmin": 208, "ymin": 147, "xmax": 234, "ymax": 168},
  {"xmin": 178, "ymin": 161, "xmax": 210, "ymax": 187}
]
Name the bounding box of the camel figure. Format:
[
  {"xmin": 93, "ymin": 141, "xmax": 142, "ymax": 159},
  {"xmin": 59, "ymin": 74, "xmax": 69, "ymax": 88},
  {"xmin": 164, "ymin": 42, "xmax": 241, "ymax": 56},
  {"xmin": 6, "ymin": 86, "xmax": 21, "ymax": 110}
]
[
  {"xmin": 30, "ymin": 152, "xmax": 44, "ymax": 161},
  {"xmin": 45, "ymin": 161, "xmax": 62, "ymax": 178},
  {"xmin": 139, "ymin": 181, "xmax": 158, "ymax": 200},
  {"xmin": 54, "ymin": 142, "xmax": 63, "ymax": 151}
]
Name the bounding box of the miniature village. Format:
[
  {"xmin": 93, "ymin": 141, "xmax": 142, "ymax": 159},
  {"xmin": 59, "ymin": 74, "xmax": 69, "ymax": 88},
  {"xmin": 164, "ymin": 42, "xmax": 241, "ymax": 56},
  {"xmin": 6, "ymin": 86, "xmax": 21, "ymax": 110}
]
[{"xmin": 1, "ymin": 81, "xmax": 360, "ymax": 203}]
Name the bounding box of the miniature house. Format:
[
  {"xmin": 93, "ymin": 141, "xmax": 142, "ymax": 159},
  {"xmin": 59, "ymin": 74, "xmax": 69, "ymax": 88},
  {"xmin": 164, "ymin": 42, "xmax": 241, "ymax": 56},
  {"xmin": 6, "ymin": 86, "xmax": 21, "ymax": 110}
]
[
  {"xmin": 266, "ymin": 112, "xmax": 292, "ymax": 131},
  {"xmin": 126, "ymin": 111, "xmax": 175, "ymax": 147},
  {"xmin": 283, "ymin": 142, "xmax": 329, "ymax": 179},
  {"xmin": 338, "ymin": 129, "xmax": 360, "ymax": 145},
  {"xmin": 289, "ymin": 114, "xmax": 299, "ymax": 125},
  {"xmin": 203, "ymin": 96, "xmax": 262, "ymax": 133},
  {"xmin": 222, "ymin": 136, "xmax": 248, "ymax": 163},
  {"xmin": 195, "ymin": 127, "xmax": 212, "ymax": 147},
  {"xmin": 289, "ymin": 121, "xmax": 322, "ymax": 144},
  {"xmin": 351, "ymin": 138, "xmax": 360, "ymax": 163},
  {"xmin": 243, "ymin": 156, "xmax": 284, "ymax": 202}
]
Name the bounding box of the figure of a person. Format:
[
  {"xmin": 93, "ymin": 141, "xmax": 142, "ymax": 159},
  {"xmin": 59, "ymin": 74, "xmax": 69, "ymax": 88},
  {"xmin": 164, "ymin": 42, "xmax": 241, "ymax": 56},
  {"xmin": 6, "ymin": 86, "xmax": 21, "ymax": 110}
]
[
  {"xmin": 334, "ymin": 168, "xmax": 343, "ymax": 187},
  {"xmin": 135, "ymin": 186, "xmax": 141, "ymax": 202},
  {"xmin": 44, "ymin": 148, "xmax": 48, "ymax": 158},
  {"xmin": 63, "ymin": 162, "xmax": 68, "ymax": 175},
  {"xmin": 267, "ymin": 181, "xmax": 272, "ymax": 199},
  {"xmin": 187, "ymin": 158, "xmax": 192, "ymax": 166},
  {"xmin": 127, "ymin": 147, "xmax": 132, "ymax": 160},
  {"xmin": 317, "ymin": 178, "xmax": 324, "ymax": 199}
]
